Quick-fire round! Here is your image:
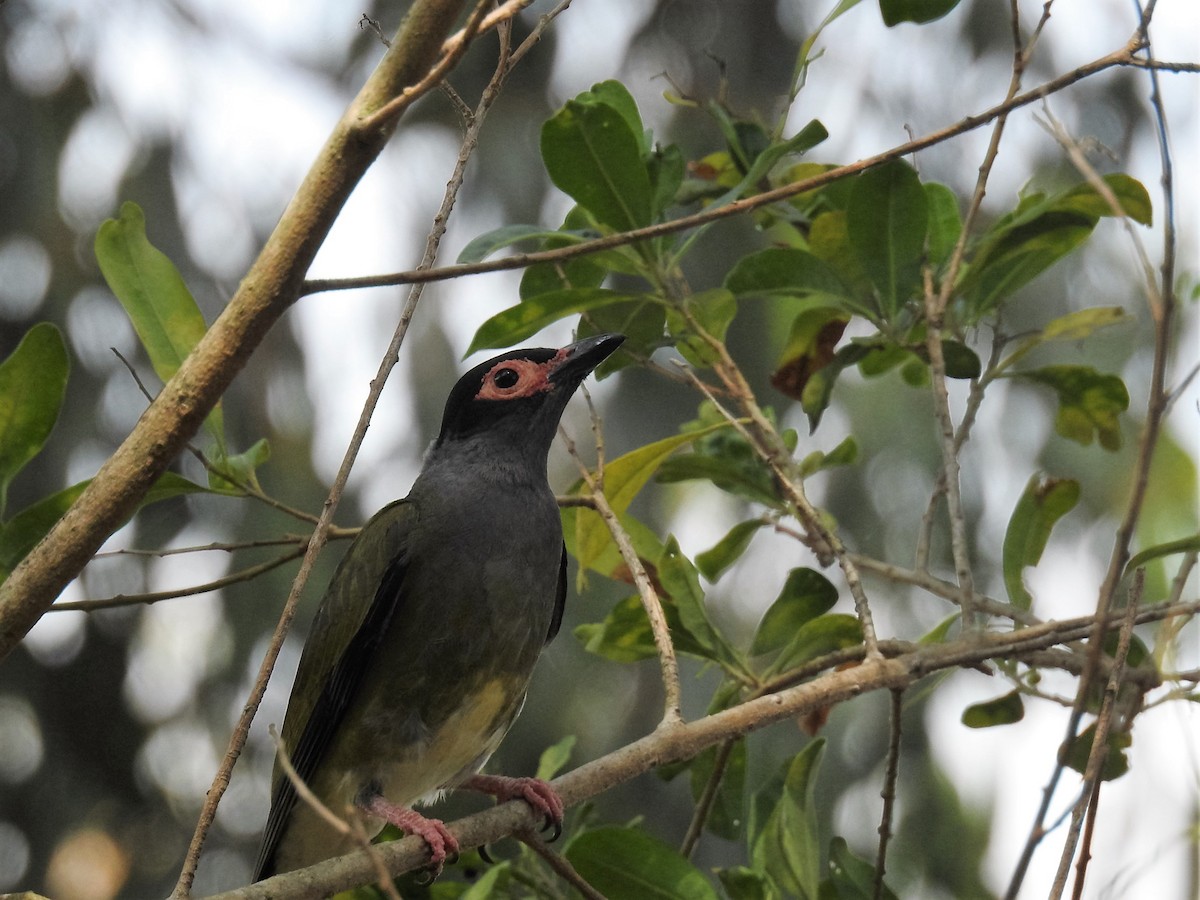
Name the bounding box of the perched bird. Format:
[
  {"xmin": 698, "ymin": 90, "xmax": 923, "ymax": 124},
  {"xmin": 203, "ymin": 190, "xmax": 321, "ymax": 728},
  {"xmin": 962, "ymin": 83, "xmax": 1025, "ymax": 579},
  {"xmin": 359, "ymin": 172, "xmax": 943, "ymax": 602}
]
[{"xmin": 253, "ymin": 333, "xmax": 624, "ymax": 881}]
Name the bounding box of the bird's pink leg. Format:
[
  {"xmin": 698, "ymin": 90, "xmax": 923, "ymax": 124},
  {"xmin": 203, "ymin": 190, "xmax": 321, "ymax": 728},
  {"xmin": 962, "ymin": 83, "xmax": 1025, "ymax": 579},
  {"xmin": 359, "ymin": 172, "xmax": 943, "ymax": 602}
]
[
  {"xmin": 359, "ymin": 794, "xmax": 459, "ymax": 870},
  {"xmin": 459, "ymin": 773, "xmax": 565, "ymax": 830}
]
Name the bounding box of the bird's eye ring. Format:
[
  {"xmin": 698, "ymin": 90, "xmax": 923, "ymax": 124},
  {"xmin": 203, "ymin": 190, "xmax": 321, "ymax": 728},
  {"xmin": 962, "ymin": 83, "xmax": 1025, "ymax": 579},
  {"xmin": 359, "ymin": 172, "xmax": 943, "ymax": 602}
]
[{"xmin": 492, "ymin": 367, "xmax": 520, "ymax": 389}]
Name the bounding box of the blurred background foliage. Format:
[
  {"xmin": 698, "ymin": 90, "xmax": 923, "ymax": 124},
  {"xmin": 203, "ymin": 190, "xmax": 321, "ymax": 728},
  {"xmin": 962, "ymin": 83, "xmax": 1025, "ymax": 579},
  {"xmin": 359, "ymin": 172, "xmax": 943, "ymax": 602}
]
[{"xmin": 0, "ymin": 0, "xmax": 1195, "ymax": 897}]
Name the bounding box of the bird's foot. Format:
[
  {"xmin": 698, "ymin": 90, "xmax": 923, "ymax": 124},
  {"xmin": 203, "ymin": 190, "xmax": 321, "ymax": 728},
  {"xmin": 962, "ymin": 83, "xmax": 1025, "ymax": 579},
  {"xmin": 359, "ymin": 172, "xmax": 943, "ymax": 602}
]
[
  {"xmin": 360, "ymin": 795, "xmax": 459, "ymax": 874},
  {"xmin": 460, "ymin": 773, "xmax": 565, "ymax": 839}
]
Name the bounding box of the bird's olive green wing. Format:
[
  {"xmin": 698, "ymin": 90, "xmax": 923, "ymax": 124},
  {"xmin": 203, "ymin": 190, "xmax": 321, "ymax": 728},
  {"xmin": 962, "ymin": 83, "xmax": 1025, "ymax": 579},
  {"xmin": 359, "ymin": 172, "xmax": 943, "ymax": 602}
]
[{"xmin": 255, "ymin": 499, "xmax": 415, "ymax": 879}]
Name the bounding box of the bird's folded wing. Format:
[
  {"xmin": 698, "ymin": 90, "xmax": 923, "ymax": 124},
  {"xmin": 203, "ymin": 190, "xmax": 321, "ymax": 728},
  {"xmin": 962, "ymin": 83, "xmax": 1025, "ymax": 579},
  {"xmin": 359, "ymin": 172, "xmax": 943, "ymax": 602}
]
[{"xmin": 255, "ymin": 499, "xmax": 415, "ymax": 878}]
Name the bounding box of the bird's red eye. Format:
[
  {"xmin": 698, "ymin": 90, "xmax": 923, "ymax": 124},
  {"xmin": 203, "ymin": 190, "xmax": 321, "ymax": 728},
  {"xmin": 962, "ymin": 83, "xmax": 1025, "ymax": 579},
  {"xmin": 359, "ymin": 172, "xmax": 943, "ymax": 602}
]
[{"xmin": 493, "ymin": 368, "xmax": 520, "ymax": 389}]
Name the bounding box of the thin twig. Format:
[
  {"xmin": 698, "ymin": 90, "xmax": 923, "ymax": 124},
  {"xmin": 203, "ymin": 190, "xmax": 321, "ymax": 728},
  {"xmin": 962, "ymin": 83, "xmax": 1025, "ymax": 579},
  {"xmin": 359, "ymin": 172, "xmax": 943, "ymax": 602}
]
[
  {"xmin": 51, "ymin": 545, "xmax": 306, "ymax": 611},
  {"xmin": 268, "ymin": 726, "xmax": 401, "ymax": 900},
  {"xmin": 873, "ymin": 689, "xmax": 903, "ymax": 900},
  {"xmin": 1050, "ymin": 571, "xmax": 1143, "ymax": 900},
  {"xmin": 300, "ymin": 40, "xmax": 1145, "ymax": 298},
  {"xmin": 558, "ymin": 425, "xmax": 684, "ymax": 724},
  {"xmin": 207, "ymin": 599, "xmax": 1198, "ymax": 899},
  {"xmin": 518, "ymin": 829, "xmax": 606, "ymax": 900},
  {"xmin": 680, "ymin": 737, "xmax": 737, "ymax": 858}
]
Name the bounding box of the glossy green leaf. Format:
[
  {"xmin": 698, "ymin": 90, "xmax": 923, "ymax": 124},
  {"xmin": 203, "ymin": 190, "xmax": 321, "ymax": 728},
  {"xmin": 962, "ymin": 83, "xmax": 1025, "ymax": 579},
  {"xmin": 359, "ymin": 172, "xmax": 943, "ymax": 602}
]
[
  {"xmin": 1018, "ymin": 366, "xmax": 1129, "ymax": 450},
  {"xmin": 690, "ymin": 737, "xmax": 747, "ymax": 840},
  {"xmin": 648, "ymin": 144, "xmax": 685, "ymax": 217},
  {"xmin": 771, "ymin": 613, "xmax": 863, "ymax": 674},
  {"xmin": 712, "ymin": 119, "xmax": 830, "ymax": 208},
  {"xmin": 536, "ymin": 734, "xmax": 576, "ymax": 781},
  {"xmin": 574, "ymin": 594, "xmax": 658, "ymax": 662},
  {"xmin": 797, "ymin": 436, "xmax": 858, "ymax": 478},
  {"xmin": 1064, "ymin": 723, "xmax": 1131, "ymax": 782},
  {"xmin": 772, "ymin": 309, "xmax": 849, "ymax": 403},
  {"xmin": 660, "ymin": 536, "xmax": 738, "ymax": 666},
  {"xmin": 752, "ymin": 569, "xmax": 839, "ymax": 655},
  {"xmin": 570, "ymin": 421, "xmax": 733, "ymax": 573},
  {"xmin": 576, "ymin": 297, "xmax": 666, "ymax": 377},
  {"xmin": 467, "ymin": 288, "xmax": 652, "ymax": 355},
  {"xmin": 880, "ymin": 0, "xmax": 963, "ymax": 25},
  {"xmin": 1125, "ymin": 533, "xmax": 1200, "ymax": 576},
  {"xmin": 962, "ymin": 214, "xmax": 1093, "ymax": 316},
  {"xmin": 825, "ymin": 836, "xmax": 900, "ymax": 900},
  {"xmin": 542, "ymin": 90, "xmax": 653, "ymax": 232},
  {"xmin": 1059, "ymin": 173, "xmax": 1152, "ymax": 225},
  {"xmin": 847, "ymin": 160, "xmax": 928, "ymax": 319},
  {"xmin": 96, "ymin": 202, "xmax": 225, "ymax": 452},
  {"xmin": 696, "ymin": 519, "xmax": 766, "ymax": 582},
  {"xmin": 207, "ymin": 438, "xmax": 271, "ymax": 492},
  {"xmin": 0, "ymin": 472, "xmax": 214, "ymax": 580},
  {"xmin": 752, "ymin": 741, "xmax": 825, "ymax": 900},
  {"xmin": 800, "ymin": 343, "xmax": 872, "ymax": 432},
  {"xmin": 717, "ymin": 866, "xmax": 776, "ymax": 900},
  {"xmin": 656, "ymin": 453, "xmax": 779, "ymax": 507},
  {"xmin": 1002, "ymin": 475, "xmax": 1081, "ymax": 609},
  {"xmin": 919, "ymin": 612, "xmax": 960, "ymax": 644},
  {"xmin": 563, "ymin": 505, "xmax": 664, "ymax": 589},
  {"xmin": 456, "ymin": 224, "xmax": 592, "ymax": 265},
  {"xmin": 580, "ymin": 80, "xmax": 649, "ymax": 153},
  {"xmin": 962, "ymin": 690, "xmax": 1025, "ymax": 728},
  {"xmin": 0, "ymin": 323, "xmax": 69, "ymax": 515},
  {"xmin": 809, "ymin": 210, "xmax": 875, "ymax": 302},
  {"xmin": 668, "ymin": 288, "xmax": 738, "ymax": 368},
  {"xmin": 924, "ymin": 181, "xmax": 962, "ymax": 267},
  {"xmin": 574, "ymin": 591, "xmax": 710, "ymax": 662},
  {"xmin": 565, "ymin": 827, "xmax": 720, "ymax": 900},
  {"xmin": 1039, "ymin": 306, "xmax": 1129, "ymax": 342},
  {"xmin": 725, "ymin": 248, "xmax": 849, "ymax": 302}
]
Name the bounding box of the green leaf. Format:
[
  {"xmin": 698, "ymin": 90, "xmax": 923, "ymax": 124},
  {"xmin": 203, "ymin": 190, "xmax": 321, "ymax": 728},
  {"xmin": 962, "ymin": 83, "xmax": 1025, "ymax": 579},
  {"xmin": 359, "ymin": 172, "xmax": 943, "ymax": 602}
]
[
  {"xmin": 725, "ymin": 248, "xmax": 853, "ymax": 306},
  {"xmin": 1040, "ymin": 306, "xmax": 1130, "ymax": 342},
  {"xmin": 1018, "ymin": 366, "xmax": 1129, "ymax": 450},
  {"xmin": 961, "ymin": 691, "xmax": 1025, "ymax": 728},
  {"xmin": 0, "ymin": 472, "xmax": 214, "ymax": 580},
  {"xmin": 690, "ymin": 737, "xmax": 747, "ymax": 840},
  {"xmin": 924, "ymin": 182, "xmax": 962, "ymax": 267},
  {"xmin": 752, "ymin": 569, "xmax": 839, "ymax": 655},
  {"xmin": 563, "ymin": 506, "xmax": 664, "ymax": 587},
  {"xmin": 565, "ymin": 827, "xmax": 720, "ymax": 900},
  {"xmin": 656, "ymin": 453, "xmax": 779, "ymax": 508},
  {"xmin": 696, "ymin": 519, "xmax": 766, "ymax": 582},
  {"xmin": 1125, "ymin": 533, "xmax": 1200, "ymax": 576},
  {"xmin": 536, "ymin": 735, "xmax": 576, "ymax": 781},
  {"xmin": 574, "ymin": 594, "xmax": 658, "ymax": 662},
  {"xmin": 1064, "ymin": 723, "xmax": 1131, "ymax": 782},
  {"xmin": 717, "ymin": 867, "xmax": 777, "ymax": 900},
  {"xmin": 879, "ymin": 0, "xmax": 963, "ymax": 26},
  {"xmin": 581, "ymin": 80, "xmax": 649, "ymax": 153},
  {"xmin": 809, "ymin": 210, "xmax": 875, "ymax": 303},
  {"xmin": 825, "ymin": 836, "xmax": 899, "ymax": 900},
  {"xmin": 0, "ymin": 323, "xmax": 69, "ymax": 515},
  {"xmin": 207, "ymin": 438, "xmax": 271, "ymax": 493},
  {"xmin": 667, "ymin": 288, "xmax": 738, "ymax": 367},
  {"xmin": 96, "ymin": 202, "xmax": 225, "ymax": 453},
  {"xmin": 648, "ymin": 144, "xmax": 685, "ymax": 218},
  {"xmin": 711, "ymin": 119, "xmax": 830, "ymax": 208},
  {"xmin": 847, "ymin": 160, "xmax": 928, "ymax": 319},
  {"xmin": 1002, "ymin": 475, "xmax": 1081, "ymax": 609},
  {"xmin": 457, "ymin": 225, "xmax": 592, "ymax": 265},
  {"xmin": 771, "ymin": 309, "xmax": 849, "ymax": 403},
  {"xmin": 577, "ymin": 297, "xmax": 666, "ymax": 377},
  {"xmin": 797, "ymin": 436, "xmax": 858, "ymax": 478},
  {"xmin": 467, "ymin": 288, "xmax": 652, "ymax": 355},
  {"xmin": 752, "ymin": 741, "xmax": 825, "ymax": 900},
  {"xmin": 919, "ymin": 612, "xmax": 961, "ymax": 644},
  {"xmin": 542, "ymin": 89, "xmax": 653, "ymax": 232},
  {"xmin": 961, "ymin": 213, "xmax": 1094, "ymax": 316},
  {"xmin": 799, "ymin": 343, "xmax": 872, "ymax": 432},
  {"xmin": 1059, "ymin": 173, "xmax": 1152, "ymax": 225},
  {"xmin": 660, "ymin": 536, "xmax": 740, "ymax": 667},
  {"xmin": 771, "ymin": 614, "xmax": 863, "ymax": 674},
  {"xmin": 570, "ymin": 421, "xmax": 734, "ymax": 573}
]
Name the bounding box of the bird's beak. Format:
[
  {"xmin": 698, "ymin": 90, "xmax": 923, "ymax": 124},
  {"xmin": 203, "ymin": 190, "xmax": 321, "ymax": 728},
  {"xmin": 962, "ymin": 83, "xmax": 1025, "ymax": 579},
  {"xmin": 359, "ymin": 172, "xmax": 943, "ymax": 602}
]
[{"xmin": 548, "ymin": 333, "xmax": 625, "ymax": 384}]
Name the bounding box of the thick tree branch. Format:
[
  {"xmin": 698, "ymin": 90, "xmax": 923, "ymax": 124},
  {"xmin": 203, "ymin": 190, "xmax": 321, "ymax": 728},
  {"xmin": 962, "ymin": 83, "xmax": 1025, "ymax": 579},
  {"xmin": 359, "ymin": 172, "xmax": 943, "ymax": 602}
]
[
  {"xmin": 0, "ymin": 0, "xmax": 477, "ymax": 661},
  {"xmin": 207, "ymin": 600, "xmax": 1195, "ymax": 899}
]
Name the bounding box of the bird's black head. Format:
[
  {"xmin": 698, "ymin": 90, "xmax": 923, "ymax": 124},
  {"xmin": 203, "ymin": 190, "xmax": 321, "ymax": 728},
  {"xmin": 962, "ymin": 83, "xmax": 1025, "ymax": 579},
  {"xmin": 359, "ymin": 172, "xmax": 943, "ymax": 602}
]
[{"xmin": 433, "ymin": 333, "xmax": 625, "ymax": 452}]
